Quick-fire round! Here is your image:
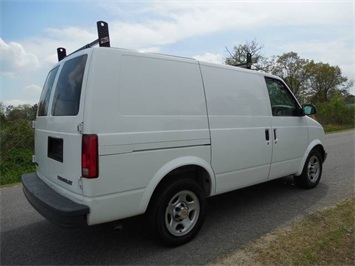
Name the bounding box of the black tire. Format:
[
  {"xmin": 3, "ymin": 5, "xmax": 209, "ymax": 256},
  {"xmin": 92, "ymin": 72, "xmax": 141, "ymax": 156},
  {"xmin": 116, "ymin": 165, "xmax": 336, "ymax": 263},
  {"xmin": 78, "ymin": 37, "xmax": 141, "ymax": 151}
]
[
  {"xmin": 294, "ymin": 149, "xmax": 323, "ymax": 189},
  {"xmin": 149, "ymin": 178, "xmax": 207, "ymax": 246}
]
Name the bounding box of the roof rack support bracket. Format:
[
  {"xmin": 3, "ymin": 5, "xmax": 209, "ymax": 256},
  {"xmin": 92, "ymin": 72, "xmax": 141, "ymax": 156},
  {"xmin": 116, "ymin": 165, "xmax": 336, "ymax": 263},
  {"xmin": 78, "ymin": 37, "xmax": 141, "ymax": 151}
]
[
  {"xmin": 56, "ymin": 20, "xmax": 110, "ymax": 62},
  {"xmin": 97, "ymin": 21, "xmax": 110, "ymax": 47},
  {"xmin": 57, "ymin": 48, "xmax": 67, "ymax": 61}
]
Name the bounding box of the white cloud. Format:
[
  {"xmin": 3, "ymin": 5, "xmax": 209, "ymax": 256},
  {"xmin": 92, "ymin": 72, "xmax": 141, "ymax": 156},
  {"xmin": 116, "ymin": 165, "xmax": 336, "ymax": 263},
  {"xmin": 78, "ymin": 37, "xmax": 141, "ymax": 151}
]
[
  {"xmin": 111, "ymin": 1, "xmax": 353, "ymax": 46},
  {"xmin": 44, "ymin": 53, "xmax": 58, "ymax": 66},
  {"xmin": 2, "ymin": 99, "xmax": 35, "ymax": 106},
  {"xmin": 12, "ymin": 1, "xmax": 353, "ymax": 69},
  {"xmin": 0, "ymin": 38, "xmax": 40, "ymax": 72},
  {"xmin": 23, "ymin": 84, "xmax": 42, "ymax": 104},
  {"xmin": 86, "ymin": 0, "xmax": 353, "ymax": 65},
  {"xmin": 43, "ymin": 26, "xmax": 96, "ymax": 54},
  {"xmin": 193, "ymin": 53, "xmax": 225, "ymax": 64},
  {"xmin": 24, "ymin": 84, "xmax": 42, "ymax": 94},
  {"xmin": 0, "ymin": 72, "xmax": 16, "ymax": 79},
  {"xmin": 21, "ymin": 27, "xmax": 96, "ymax": 68},
  {"xmin": 3, "ymin": 84, "xmax": 41, "ymax": 107},
  {"xmin": 138, "ymin": 47, "xmax": 161, "ymax": 53},
  {"xmin": 2, "ymin": 0, "xmax": 354, "ymax": 105}
]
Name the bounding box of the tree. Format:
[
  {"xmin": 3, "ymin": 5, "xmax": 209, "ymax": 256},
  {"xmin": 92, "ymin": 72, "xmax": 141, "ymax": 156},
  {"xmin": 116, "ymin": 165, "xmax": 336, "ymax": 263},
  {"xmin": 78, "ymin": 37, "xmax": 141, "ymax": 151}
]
[
  {"xmin": 1, "ymin": 103, "xmax": 37, "ymax": 161},
  {"xmin": 344, "ymin": 93, "xmax": 355, "ymax": 105},
  {"xmin": 0, "ymin": 102, "xmax": 6, "ymax": 127},
  {"xmin": 6, "ymin": 104, "xmax": 37, "ymax": 122},
  {"xmin": 304, "ymin": 61, "xmax": 348, "ymax": 103},
  {"xmin": 0, "ymin": 103, "xmax": 38, "ymax": 185},
  {"xmin": 270, "ymin": 52, "xmax": 309, "ymax": 102},
  {"xmin": 225, "ymin": 39, "xmax": 268, "ymax": 71}
]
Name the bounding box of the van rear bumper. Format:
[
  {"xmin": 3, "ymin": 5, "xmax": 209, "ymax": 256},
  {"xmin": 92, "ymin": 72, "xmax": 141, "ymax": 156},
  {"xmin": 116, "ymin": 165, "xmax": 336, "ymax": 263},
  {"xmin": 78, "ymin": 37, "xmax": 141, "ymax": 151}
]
[{"xmin": 22, "ymin": 173, "xmax": 89, "ymax": 228}]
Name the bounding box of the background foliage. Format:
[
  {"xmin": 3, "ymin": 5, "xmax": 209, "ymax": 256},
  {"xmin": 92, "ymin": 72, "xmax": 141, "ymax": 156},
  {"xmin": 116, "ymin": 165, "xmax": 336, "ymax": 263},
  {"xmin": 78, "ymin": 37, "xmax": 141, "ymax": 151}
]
[
  {"xmin": 225, "ymin": 41, "xmax": 355, "ymax": 130},
  {"xmin": 1, "ymin": 104, "xmax": 37, "ymax": 185}
]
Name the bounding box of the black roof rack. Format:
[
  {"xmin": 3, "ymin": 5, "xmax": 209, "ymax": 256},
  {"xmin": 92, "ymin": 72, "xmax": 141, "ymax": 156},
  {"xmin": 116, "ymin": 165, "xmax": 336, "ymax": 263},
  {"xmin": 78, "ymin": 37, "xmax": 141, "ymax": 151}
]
[
  {"xmin": 235, "ymin": 53, "xmax": 252, "ymax": 69},
  {"xmin": 57, "ymin": 21, "xmax": 110, "ymax": 62}
]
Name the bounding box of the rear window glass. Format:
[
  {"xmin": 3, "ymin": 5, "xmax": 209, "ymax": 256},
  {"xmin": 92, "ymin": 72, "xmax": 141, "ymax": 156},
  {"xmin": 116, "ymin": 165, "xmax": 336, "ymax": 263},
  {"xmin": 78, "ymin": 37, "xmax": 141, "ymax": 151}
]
[
  {"xmin": 38, "ymin": 66, "xmax": 59, "ymax": 116},
  {"xmin": 52, "ymin": 55, "xmax": 87, "ymax": 116}
]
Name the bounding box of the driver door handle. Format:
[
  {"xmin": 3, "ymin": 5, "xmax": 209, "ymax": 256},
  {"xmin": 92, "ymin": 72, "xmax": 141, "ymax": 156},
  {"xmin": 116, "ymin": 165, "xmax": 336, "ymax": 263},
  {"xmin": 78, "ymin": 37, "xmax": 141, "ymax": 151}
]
[{"xmin": 265, "ymin": 129, "xmax": 270, "ymax": 145}]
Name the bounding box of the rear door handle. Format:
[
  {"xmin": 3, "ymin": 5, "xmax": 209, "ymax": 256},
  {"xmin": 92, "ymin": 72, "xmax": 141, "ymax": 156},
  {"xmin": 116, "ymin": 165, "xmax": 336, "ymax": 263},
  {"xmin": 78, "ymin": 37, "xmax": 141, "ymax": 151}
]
[{"xmin": 273, "ymin": 129, "xmax": 278, "ymax": 144}]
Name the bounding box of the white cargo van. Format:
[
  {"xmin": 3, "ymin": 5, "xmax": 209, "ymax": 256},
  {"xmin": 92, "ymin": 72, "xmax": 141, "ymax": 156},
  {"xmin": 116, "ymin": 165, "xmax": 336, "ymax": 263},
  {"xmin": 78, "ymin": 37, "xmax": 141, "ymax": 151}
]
[{"xmin": 22, "ymin": 21, "xmax": 326, "ymax": 246}]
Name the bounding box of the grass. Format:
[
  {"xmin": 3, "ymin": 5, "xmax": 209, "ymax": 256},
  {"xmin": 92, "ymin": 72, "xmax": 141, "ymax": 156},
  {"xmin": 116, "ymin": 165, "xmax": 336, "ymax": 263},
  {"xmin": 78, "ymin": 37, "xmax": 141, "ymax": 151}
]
[
  {"xmin": 213, "ymin": 197, "xmax": 355, "ymax": 266},
  {"xmin": 323, "ymin": 124, "xmax": 355, "ymax": 133}
]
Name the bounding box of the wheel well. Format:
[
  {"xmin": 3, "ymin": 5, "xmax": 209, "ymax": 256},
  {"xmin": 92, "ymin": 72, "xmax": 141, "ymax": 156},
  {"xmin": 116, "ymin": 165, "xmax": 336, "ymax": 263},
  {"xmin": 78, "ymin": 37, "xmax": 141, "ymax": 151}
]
[
  {"xmin": 148, "ymin": 165, "xmax": 212, "ymax": 208},
  {"xmin": 312, "ymin": 144, "xmax": 326, "ymax": 163}
]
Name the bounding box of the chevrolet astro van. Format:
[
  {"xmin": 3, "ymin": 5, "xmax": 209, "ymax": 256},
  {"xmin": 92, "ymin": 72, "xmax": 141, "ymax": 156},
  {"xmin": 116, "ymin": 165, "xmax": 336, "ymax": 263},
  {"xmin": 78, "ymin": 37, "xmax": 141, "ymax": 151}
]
[{"xmin": 22, "ymin": 21, "xmax": 326, "ymax": 246}]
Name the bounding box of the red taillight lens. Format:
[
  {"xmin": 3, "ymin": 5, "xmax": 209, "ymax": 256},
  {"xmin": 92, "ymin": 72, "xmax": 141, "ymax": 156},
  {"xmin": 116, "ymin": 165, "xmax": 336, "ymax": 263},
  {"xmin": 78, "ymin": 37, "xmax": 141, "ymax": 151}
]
[{"xmin": 82, "ymin": 134, "xmax": 98, "ymax": 178}]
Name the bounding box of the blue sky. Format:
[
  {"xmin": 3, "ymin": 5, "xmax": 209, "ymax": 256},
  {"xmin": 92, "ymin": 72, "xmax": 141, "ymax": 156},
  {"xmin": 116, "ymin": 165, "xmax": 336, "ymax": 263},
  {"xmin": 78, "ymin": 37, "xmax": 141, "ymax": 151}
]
[{"xmin": 1, "ymin": 0, "xmax": 354, "ymax": 106}]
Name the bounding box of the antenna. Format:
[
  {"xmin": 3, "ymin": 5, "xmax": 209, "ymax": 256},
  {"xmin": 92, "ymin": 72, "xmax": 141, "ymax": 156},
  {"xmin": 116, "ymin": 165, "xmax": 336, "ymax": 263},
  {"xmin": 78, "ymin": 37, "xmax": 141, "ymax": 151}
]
[
  {"xmin": 246, "ymin": 53, "xmax": 252, "ymax": 69},
  {"xmin": 235, "ymin": 53, "xmax": 253, "ymax": 69}
]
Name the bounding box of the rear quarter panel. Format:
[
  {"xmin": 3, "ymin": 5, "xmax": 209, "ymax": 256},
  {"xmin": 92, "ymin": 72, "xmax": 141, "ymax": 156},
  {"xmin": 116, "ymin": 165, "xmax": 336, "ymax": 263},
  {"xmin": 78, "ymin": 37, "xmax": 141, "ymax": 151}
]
[{"xmin": 81, "ymin": 49, "xmax": 211, "ymax": 223}]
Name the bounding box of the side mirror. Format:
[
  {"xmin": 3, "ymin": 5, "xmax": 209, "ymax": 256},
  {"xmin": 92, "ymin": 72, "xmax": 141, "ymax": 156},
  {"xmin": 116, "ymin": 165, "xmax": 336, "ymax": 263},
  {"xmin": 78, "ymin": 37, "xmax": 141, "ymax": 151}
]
[{"xmin": 302, "ymin": 104, "xmax": 317, "ymax": 115}]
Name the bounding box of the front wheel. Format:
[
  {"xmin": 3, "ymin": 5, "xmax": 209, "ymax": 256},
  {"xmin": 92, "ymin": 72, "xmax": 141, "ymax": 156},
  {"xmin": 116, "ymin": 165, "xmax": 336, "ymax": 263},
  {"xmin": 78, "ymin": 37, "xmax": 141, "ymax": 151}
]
[
  {"xmin": 149, "ymin": 178, "xmax": 206, "ymax": 246},
  {"xmin": 294, "ymin": 149, "xmax": 323, "ymax": 189}
]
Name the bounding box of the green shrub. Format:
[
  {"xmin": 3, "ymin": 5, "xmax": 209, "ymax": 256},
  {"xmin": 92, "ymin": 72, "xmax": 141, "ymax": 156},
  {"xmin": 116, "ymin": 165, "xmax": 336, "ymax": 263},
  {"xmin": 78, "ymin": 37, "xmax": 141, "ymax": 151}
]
[
  {"xmin": 1, "ymin": 118, "xmax": 35, "ymax": 185},
  {"xmin": 0, "ymin": 149, "xmax": 35, "ymax": 185},
  {"xmin": 315, "ymin": 96, "xmax": 355, "ymax": 127}
]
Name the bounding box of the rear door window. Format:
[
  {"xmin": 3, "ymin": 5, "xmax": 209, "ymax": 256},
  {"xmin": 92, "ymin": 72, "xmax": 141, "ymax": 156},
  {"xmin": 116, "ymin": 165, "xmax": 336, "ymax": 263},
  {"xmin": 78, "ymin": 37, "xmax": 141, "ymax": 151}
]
[
  {"xmin": 38, "ymin": 66, "xmax": 59, "ymax": 116},
  {"xmin": 52, "ymin": 55, "xmax": 88, "ymax": 116}
]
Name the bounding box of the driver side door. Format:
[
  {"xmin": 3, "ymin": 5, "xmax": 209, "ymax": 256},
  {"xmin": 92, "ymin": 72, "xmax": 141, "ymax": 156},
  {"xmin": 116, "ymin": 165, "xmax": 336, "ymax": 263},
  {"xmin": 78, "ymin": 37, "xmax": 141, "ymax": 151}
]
[{"xmin": 265, "ymin": 77, "xmax": 308, "ymax": 180}]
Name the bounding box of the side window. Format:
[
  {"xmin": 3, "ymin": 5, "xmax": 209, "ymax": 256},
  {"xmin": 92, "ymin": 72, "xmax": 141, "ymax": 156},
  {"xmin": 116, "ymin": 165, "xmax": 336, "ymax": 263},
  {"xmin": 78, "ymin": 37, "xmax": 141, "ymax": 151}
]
[
  {"xmin": 265, "ymin": 77, "xmax": 300, "ymax": 116},
  {"xmin": 52, "ymin": 55, "xmax": 87, "ymax": 116},
  {"xmin": 38, "ymin": 66, "xmax": 59, "ymax": 116}
]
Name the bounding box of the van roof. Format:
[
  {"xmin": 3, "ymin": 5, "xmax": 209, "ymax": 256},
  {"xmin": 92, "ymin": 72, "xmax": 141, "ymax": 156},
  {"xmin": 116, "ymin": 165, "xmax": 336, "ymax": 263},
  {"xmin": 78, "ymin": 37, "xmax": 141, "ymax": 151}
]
[{"xmin": 56, "ymin": 45, "xmax": 282, "ymax": 82}]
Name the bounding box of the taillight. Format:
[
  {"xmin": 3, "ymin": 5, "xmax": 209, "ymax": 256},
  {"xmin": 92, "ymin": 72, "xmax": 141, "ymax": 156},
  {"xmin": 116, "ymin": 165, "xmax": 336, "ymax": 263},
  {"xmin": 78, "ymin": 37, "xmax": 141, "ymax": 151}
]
[{"xmin": 82, "ymin": 134, "xmax": 98, "ymax": 178}]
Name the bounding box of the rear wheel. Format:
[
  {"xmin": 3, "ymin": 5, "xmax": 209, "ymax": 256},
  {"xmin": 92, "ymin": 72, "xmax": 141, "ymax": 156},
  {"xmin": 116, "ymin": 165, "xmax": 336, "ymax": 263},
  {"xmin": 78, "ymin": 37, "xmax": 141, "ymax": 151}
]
[
  {"xmin": 149, "ymin": 178, "xmax": 206, "ymax": 246},
  {"xmin": 294, "ymin": 149, "xmax": 323, "ymax": 189}
]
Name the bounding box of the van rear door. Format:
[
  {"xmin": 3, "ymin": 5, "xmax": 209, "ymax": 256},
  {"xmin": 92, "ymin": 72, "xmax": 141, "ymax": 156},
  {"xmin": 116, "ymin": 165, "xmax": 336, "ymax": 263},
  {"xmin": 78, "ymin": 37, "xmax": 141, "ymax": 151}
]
[{"xmin": 35, "ymin": 54, "xmax": 88, "ymax": 195}]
